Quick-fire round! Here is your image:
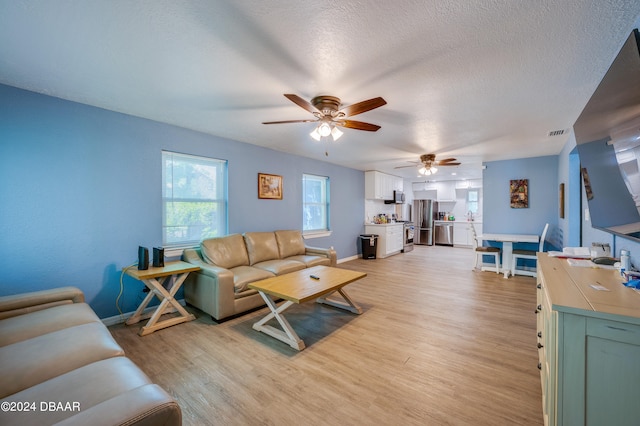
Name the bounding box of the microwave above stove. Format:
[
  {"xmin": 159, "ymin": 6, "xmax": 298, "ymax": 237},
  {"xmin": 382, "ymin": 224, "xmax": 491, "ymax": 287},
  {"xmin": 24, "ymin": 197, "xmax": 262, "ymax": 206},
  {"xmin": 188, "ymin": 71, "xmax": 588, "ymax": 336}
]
[{"xmin": 384, "ymin": 190, "xmax": 405, "ymax": 204}]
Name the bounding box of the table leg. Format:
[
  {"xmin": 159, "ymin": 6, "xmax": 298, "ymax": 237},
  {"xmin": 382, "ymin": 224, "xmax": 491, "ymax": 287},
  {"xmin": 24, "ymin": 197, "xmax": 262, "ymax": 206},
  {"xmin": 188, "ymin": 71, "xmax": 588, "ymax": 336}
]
[
  {"xmin": 126, "ymin": 272, "xmax": 196, "ymax": 336},
  {"xmin": 125, "ymin": 277, "xmax": 170, "ymax": 325},
  {"xmin": 480, "ymin": 242, "xmax": 513, "ymax": 278},
  {"xmin": 316, "ymin": 287, "xmax": 362, "ymax": 314},
  {"xmin": 501, "ymin": 242, "xmax": 513, "ymax": 278},
  {"xmin": 252, "ymin": 292, "xmax": 305, "ymax": 350}
]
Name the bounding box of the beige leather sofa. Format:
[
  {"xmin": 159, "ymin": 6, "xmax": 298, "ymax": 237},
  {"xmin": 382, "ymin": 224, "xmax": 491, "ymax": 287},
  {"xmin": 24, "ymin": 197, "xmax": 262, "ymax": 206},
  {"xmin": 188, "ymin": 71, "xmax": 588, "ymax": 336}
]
[
  {"xmin": 182, "ymin": 230, "xmax": 337, "ymax": 321},
  {"xmin": 0, "ymin": 287, "xmax": 181, "ymax": 426}
]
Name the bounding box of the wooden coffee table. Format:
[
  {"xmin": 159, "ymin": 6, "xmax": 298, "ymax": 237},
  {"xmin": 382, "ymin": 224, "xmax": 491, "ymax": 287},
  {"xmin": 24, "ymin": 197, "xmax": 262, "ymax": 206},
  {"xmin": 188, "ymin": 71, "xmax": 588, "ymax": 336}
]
[{"xmin": 248, "ymin": 265, "xmax": 367, "ymax": 350}]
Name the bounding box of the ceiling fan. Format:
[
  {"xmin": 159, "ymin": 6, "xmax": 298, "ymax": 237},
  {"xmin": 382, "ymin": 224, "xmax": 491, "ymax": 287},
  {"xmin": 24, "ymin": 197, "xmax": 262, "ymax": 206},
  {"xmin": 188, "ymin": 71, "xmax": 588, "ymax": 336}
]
[
  {"xmin": 262, "ymin": 94, "xmax": 386, "ymax": 141},
  {"xmin": 395, "ymin": 154, "xmax": 461, "ymax": 175}
]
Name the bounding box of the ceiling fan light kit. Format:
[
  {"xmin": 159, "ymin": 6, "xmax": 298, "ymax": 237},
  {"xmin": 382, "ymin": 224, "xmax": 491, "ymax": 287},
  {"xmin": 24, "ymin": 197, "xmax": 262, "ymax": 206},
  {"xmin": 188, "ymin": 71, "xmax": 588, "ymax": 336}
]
[
  {"xmin": 263, "ymin": 94, "xmax": 386, "ymax": 142},
  {"xmin": 309, "ymin": 122, "xmax": 343, "ymax": 141},
  {"xmin": 330, "ymin": 125, "xmax": 343, "ymax": 140},
  {"xmin": 309, "ymin": 127, "xmax": 321, "ymax": 141},
  {"xmin": 318, "ymin": 122, "xmax": 332, "ymax": 137},
  {"xmin": 419, "ymin": 166, "xmax": 438, "ymax": 175},
  {"xmin": 396, "ymin": 153, "xmax": 461, "ymax": 176}
]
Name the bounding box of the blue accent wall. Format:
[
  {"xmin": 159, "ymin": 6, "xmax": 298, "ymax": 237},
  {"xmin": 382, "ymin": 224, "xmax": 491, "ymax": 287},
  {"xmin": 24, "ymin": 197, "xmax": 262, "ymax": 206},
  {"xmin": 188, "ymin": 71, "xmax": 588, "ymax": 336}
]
[
  {"xmin": 482, "ymin": 156, "xmax": 558, "ymax": 237},
  {"xmin": 0, "ymin": 84, "xmax": 364, "ymax": 318},
  {"xmin": 478, "ymin": 156, "xmax": 560, "ymax": 267}
]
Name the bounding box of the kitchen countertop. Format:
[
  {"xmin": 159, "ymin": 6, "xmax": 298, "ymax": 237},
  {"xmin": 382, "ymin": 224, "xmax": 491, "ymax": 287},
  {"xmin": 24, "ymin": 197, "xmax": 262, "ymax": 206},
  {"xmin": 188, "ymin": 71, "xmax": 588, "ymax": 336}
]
[
  {"xmin": 366, "ymin": 221, "xmax": 482, "ymax": 226},
  {"xmin": 434, "ymin": 220, "xmax": 482, "ymax": 224}
]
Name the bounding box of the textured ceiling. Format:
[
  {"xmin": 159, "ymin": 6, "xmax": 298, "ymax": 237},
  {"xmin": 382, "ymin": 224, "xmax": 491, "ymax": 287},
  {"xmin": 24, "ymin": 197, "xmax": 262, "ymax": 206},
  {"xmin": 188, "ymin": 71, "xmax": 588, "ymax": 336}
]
[{"xmin": 1, "ymin": 1, "xmax": 639, "ymax": 182}]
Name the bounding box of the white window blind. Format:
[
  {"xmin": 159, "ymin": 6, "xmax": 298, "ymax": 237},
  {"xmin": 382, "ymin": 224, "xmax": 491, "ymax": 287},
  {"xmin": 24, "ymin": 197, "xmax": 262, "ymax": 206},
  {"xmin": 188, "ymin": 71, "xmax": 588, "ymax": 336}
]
[
  {"xmin": 162, "ymin": 151, "xmax": 227, "ymax": 247},
  {"xmin": 303, "ymin": 174, "xmax": 330, "ymax": 233},
  {"xmin": 467, "ymin": 189, "xmax": 479, "ymax": 214}
]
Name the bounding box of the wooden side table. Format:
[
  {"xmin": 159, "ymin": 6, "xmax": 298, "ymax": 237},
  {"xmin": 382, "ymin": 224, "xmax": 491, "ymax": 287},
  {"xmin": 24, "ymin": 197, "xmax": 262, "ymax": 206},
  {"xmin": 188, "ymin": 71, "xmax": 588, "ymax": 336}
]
[{"xmin": 124, "ymin": 260, "xmax": 200, "ymax": 336}]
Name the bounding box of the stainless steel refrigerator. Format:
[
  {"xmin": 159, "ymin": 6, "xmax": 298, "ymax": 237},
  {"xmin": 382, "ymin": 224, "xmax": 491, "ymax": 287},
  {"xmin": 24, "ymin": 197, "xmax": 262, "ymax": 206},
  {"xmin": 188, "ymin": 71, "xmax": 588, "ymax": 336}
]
[{"xmin": 413, "ymin": 199, "xmax": 437, "ymax": 245}]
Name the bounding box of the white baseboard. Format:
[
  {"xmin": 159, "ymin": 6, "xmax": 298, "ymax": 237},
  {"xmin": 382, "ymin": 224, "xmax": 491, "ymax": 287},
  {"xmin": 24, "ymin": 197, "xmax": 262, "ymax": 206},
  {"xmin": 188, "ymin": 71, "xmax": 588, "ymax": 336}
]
[
  {"xmin": 338, "ymin": 254, "xmax": 359, "ymax": 263},
  {"xmin": 101, "ymin": 299, "xmax": 186, "ymax": 326}
]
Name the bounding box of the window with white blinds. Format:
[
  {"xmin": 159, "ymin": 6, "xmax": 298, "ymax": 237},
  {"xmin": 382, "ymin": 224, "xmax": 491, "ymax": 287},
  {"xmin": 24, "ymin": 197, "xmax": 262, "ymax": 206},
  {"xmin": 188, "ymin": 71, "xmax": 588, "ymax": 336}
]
[
  {"xmin": 162, "ymin": 151, "xmax": 227, "ymax": 247},
  {"xmin": 302, "ymin": 174, "xmax": 330, "ymax": 234}
]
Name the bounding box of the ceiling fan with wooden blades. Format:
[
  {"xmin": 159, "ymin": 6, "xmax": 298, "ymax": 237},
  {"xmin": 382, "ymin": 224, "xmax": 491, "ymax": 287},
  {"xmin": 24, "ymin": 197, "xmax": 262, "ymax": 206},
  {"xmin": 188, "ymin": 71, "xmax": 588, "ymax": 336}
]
[
  {"xmin": 262, "ymin": 94, "xmax": 387, "ymax": 140},
  {"xmin": 395, "ymin": 154, "xmax": 461, "ymax": 175}
]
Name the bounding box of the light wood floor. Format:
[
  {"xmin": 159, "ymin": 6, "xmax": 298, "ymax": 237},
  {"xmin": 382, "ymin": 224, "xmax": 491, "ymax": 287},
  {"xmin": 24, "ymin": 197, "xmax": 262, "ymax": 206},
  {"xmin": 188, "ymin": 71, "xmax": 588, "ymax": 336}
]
[{"xmin": 109, "ymin": 245, "xmax": 543, "ymax": 426}]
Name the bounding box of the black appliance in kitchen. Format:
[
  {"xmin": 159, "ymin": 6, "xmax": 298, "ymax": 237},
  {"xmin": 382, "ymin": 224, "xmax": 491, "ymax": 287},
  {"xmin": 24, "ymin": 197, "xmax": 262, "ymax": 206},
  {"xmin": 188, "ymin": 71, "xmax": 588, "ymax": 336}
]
[
  {"xmin": 413, "ymin": 199, "xmax": 438, "ymax": 245},
  {"xmin": 384, "ymin": 190, "xmax": 405, "ymax": 204}
]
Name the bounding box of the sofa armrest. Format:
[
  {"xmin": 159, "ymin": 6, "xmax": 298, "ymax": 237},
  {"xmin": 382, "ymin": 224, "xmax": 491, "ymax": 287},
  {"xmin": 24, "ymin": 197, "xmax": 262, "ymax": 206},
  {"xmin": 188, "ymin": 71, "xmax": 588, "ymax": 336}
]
[
  {"xmin": 182, "ymin": 248, "xmax": 237, "ymax": 320},
  {"xmin": 190, "ymin": 260, "xmax": 235, "ymax": 281},
  {"xmin": 305, "ymin": 246, "xmax": 337, "ymax": 267},
  {"xmin": 0, "ymin": 286, "xmax": 85, "ymax": 320},
  {"xmin": 182, "ymin": 249, "xmax": 233, "ymax": 280},
  {"xmin": 53, "ymin": 384, "xmax": 181, "ymax": 426}
]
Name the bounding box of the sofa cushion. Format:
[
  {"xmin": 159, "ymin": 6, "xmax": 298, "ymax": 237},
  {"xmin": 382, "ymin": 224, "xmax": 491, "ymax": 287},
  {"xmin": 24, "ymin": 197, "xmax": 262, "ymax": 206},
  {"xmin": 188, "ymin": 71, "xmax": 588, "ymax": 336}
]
[
  {"xmin": 0, "ymin": 357, "xmax": 181, "ymax": 426},
  {"xmin": 254, "ymin": 259, "xmax": 306, "ymax": 275},
  {"xmin": 275, "ymin": 230, "xmax": 306, "ymax": 258},
  {"xmin": 0, "ymin": 303, "xmax": 101, "ymax": 347},
  {"xmin": 201, "ymin": 234, "xmax": 249, "ymax": 269},
  {"xmin": 285, "ymin": 255, "xmax": 331, "ymax": 268},
  {"xmin": 0, "ymin": 322, "xmax": 125, "ymax": 398},
  {"xmin": 244, "ymin": 232, "xmax": 280, "ymax": 265},
  {"xmin": 229, "ymin": 265, "xmax": 275, "ymax": 293}
]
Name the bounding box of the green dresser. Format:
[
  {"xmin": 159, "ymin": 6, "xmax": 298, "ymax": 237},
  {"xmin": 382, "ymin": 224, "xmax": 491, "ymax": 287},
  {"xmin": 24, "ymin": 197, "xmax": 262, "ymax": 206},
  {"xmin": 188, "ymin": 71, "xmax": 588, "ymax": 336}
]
[{"xmin": 537, "ymin": 254, "xmax": 640, "ymax": 426}]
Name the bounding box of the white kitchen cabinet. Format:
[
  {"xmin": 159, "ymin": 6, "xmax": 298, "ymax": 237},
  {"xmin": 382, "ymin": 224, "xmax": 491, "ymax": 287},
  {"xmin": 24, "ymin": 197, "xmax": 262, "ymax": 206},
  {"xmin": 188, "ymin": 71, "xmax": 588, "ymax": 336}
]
[
  {"xmin": 412, "ymin": 181, "xmax": 437, "ymax": 200},
  {"xmin": 365, "ymin": 171, "xmax": 383, "ymax": 200},
  {"xmin": 453, "ymin": 223, "xmax": 469, "ymax": 246},
  {"xmin": 436, "ymin": 181, "xmax": 456, "ymax": 201},
  {"xmin": 454, "ymin": 179, "xmax": 483, "ymax": 189},
  {"xmin": 413, "ymin": 181, "xmax": 458, "ymax": 201},
  {"xmin": 413, "ymin": 189, "xmax": 437, "ymax": 200},
  {"xmin": 364, "ymin": 224, "xmax": 403, "ymax": 258},
  {"xmin": 387, "ymin": 224, "xmax": 404, "ymax": 254},
  {"xmin": 452, "ymin": 222, "xmax": 482, "ymax": 247},
  {"xmin": 365, "ymin": 171, "xmax": 403, "ymax": 200},
  {"xmin": 412, "ymin": 181, "xmax": 435, "ymax": 191}
]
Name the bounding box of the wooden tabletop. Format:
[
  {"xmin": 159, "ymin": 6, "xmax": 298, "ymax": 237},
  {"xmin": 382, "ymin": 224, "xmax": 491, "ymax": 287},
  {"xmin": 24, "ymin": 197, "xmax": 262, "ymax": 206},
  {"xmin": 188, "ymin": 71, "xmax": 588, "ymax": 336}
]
[
  {"xmin": 124, "ymin": 260, "xmax": 200, "ymax": 280},
  {"xmin": 248, "ymin": 265, "xmax": 367, "ymax": 304}
]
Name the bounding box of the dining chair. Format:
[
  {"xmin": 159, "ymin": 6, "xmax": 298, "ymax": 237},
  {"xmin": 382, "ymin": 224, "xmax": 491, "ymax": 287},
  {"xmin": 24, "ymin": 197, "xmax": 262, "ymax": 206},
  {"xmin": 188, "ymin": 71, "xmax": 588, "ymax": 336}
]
[
  {"xmin": 470, "ymin": 223, "xmax": 500, "ymax": 273},
  {"xmin": 510, "ymin": 223, "xmax": 549, "ymax": 278}
]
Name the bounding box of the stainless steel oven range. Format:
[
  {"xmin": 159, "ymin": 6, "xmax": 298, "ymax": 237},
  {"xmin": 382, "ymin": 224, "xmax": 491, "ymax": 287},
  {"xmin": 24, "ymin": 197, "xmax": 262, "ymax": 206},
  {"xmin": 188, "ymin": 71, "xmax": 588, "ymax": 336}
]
[{"xmin": 402, "ymin": 222, "xmax": 414, "ymax": 252}]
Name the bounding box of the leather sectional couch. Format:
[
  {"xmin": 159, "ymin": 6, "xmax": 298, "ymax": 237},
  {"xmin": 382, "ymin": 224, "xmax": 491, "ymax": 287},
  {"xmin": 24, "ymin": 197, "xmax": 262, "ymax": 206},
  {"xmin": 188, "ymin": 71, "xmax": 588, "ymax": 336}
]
[
  {"xmin": 0, "ymin": 286, "xmax": 181, "ymax": 426},
  {"xmin": 182, "ymin": 230, "xmax": 337, "ymax": 321}
]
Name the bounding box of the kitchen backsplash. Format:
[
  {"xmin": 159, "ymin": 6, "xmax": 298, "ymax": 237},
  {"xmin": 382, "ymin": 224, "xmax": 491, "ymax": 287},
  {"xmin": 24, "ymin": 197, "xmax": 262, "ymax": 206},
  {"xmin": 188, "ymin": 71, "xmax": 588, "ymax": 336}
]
[{"xmin": 364, "ymin": 199, "xmax": 406, "ymax": 223}]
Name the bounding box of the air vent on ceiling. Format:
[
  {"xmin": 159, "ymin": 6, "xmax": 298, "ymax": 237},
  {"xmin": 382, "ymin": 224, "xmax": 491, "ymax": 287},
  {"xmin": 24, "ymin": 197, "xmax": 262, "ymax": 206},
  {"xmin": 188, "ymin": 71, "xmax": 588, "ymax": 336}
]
[{"xmin": 548, "ymin": 129, "xmax": 566, "ymax": 137}]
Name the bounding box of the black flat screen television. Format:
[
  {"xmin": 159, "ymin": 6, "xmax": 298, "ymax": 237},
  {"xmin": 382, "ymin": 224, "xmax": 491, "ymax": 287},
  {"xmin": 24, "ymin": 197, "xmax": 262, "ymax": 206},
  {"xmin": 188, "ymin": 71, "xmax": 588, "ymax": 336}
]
[{"xmin": 575, "ymin": 29, "xmax": 640, "ymax": 242}]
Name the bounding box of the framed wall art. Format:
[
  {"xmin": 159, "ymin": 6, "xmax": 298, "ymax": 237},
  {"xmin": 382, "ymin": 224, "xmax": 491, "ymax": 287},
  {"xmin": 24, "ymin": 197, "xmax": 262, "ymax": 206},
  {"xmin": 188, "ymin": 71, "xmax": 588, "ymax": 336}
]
[
  {"xmin": 258, "ymin": 173, "xmax": 283, "ymax": 200},
  {"xmin": 510, "ymin": 179, "xmax": 529, "ymax": 208},
  {"xmin": 581, "ymin": 167, "xmax": 593, "ymax": 200}
]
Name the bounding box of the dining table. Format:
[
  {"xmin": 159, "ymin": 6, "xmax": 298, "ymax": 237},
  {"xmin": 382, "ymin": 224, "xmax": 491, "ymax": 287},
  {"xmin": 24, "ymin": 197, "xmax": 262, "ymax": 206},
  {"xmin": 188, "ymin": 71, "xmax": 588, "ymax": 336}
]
[{"xmin": 478, "ymin": 232, "xmax": 540, "ymax": 278}]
